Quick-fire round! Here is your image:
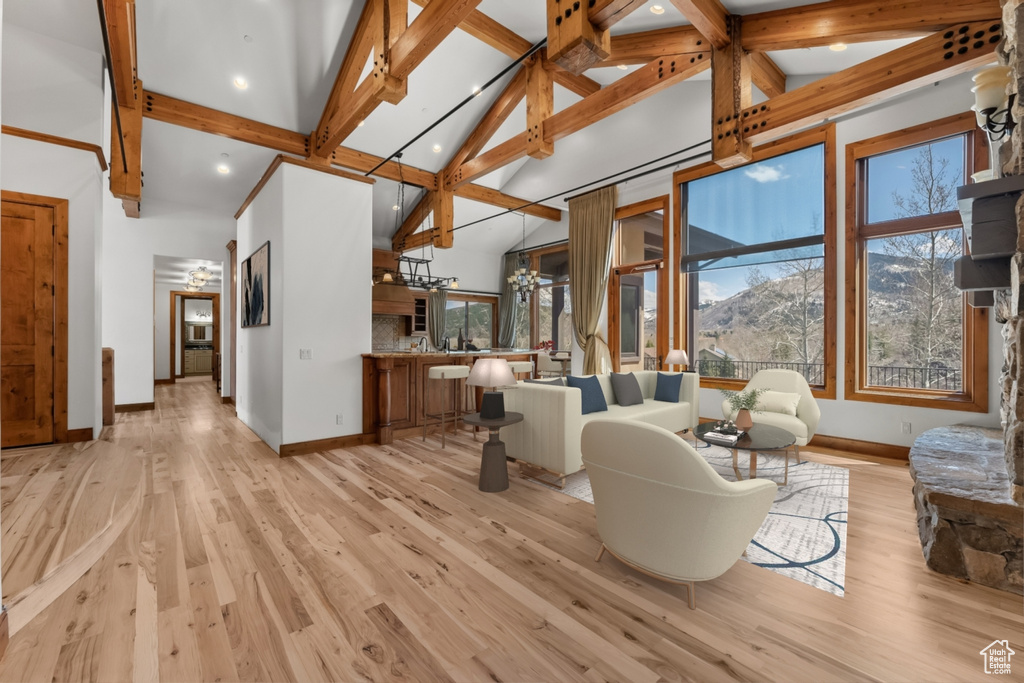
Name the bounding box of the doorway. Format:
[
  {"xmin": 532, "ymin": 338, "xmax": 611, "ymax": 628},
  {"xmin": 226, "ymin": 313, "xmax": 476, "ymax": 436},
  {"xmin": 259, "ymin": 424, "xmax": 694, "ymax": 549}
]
[
  {"xmin": 608, "ymin": 197, "xmax": 669, "ymax": 373},
  {"xmin": 0, "ymin": 191, "xmax": 69, "ymax": 447},
  {"xmin": 168, "ymin": 292, "xmax": 220, "ymax": 385}
]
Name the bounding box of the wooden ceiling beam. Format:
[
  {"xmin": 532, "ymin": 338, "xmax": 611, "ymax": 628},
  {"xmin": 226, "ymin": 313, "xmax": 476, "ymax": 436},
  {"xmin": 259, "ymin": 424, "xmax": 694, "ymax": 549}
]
[
  {"xmin": 444, "ymin": 68, "xmax": 526, "ymax": 175},
  {"xmin": 312, "ymin": 0, "xmax": 407, "ymax": 158},
  {"xmin": 141, "ymin": 91, "xmax": 557, "ymax": 221},
  {"xmin": 110, "ymin": 78, "xmax": 143, "ymax": 218},
  {"xmin": 547, "ymin": 0, "xmax": 610, "ymax": 75},
  {"xmin": 433, "ymin": 188, "xmax": 455, "ymax": 248},
  {"xmin": 741, "ymin": 20, "xmax": 1003, "ymax": 145},
  {"xmin": 750, "ymin": 52, "xmax": 786, "ymax": 99},
  {"xmin": 392, "ymin": 190, "xmax": 436, "ymax": 250},
  {"xmin": 103, "ymin": 0, "xmax": 139, "ymax": 110},
  {"xmin": 454, "ymin": 185, "xmax": 562, "ymax": 222},
  {"xmin": 390, "ymin": 0, "xmax": 484, "ymax": 80},
  {"xmin": 711, "ymin": 16, "xmax": 751, "ymax": 168},
  {"xmin": 526, "ymin": 54, "xmax": 554, "ymax": 159},
  {"xmin": 410, "ymin": 0, "xmax": 601, "ymax": 97},
  {"xmin": 400, "ymin": 228, "xmax": 440, "ymax": 251},
  {"xmin": 601, "ymin": 26, "xmax": 706, "ymax": 67},
  {"xmin": 669, "ymin": 0, "xmax": 731, "ymax": 49},
  {"xmin": 451, "ymin": 52, "xmax": 711, "ymax": 188},
  {"xmin": 740, "ymin": 0, "xmax": 1001, "ymax": 52},
  {"xmin": 590, "ymin": 0, "xmax": 648, "ymax": 31}
]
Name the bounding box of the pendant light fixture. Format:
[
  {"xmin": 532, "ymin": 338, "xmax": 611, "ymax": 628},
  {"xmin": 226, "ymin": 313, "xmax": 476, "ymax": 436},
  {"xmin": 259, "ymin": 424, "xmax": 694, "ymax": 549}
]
[{"xmin": 507, "ymin": 212, "xmax": 539, "ymax": 303}]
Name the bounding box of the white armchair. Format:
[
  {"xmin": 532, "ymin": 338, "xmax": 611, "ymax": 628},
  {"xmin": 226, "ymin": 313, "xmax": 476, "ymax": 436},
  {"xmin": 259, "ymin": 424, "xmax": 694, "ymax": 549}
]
[
  {"xmin": 721, "ymin": 369, "xmax": 820, "ymax": 463},
  {"xmin": 581, "ymin": 419, "xmax": 777, "ymax": 609}
]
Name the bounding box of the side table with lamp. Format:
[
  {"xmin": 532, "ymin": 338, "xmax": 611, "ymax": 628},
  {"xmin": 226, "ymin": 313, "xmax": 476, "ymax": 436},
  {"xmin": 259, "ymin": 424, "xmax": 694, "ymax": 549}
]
[{"xmin": 465, "ymin": 359, "xmax": 523, "ymax": 492}]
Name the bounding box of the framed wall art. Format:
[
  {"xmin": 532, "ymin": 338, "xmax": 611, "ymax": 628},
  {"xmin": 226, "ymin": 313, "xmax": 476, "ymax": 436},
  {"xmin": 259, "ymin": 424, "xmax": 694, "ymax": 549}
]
[{"xmin": 241, "ymin": 240, "xmax": 270, "ymax": 328}]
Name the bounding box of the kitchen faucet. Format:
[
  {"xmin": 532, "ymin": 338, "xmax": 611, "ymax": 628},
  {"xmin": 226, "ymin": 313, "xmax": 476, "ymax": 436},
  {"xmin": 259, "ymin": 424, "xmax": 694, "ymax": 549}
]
[
  {"xmin": 416, "ymin": 336, "xmax": 428, "ymax": 352},
  {"xmin": 441, "ymin": 336, "xmax": 450, "ymax": 353}
]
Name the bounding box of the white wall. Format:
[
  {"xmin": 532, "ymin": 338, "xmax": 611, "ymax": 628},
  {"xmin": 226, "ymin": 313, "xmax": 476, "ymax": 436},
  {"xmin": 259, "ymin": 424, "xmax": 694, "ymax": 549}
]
[
  {"xmin": 236, "ymin": 163, "xmax": 373, "ymax": 452},
  {"xmin": 1, "ymin": 23, "xmax": 104, "ymax": 144},
  {"xmin": 235, "ymin": 172, "xmax": 285, "ymax": 450},
  {"xmin": 102, "ymin": 197, "xmax": 233, "ymax": 403},
  {"xmin": 1, "ymin": 134, "xmax": 104, "ymax": 436},
  {"xmin": 280, "ymin": 164, "xmax": 372, "ymax": 446}
]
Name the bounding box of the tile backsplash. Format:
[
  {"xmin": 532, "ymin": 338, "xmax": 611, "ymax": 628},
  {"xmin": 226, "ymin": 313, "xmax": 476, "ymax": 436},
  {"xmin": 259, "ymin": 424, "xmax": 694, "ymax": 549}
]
[{"xmin": 372, "ymin": 315, "xmax": 401, "ymax": 351}]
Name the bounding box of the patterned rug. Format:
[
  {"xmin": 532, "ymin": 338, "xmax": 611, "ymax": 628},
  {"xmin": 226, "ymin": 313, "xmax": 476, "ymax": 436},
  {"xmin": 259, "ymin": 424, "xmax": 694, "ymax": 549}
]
[{"xmin": 540, "ymin": 440, "xmax": 849, "ymax": 597}]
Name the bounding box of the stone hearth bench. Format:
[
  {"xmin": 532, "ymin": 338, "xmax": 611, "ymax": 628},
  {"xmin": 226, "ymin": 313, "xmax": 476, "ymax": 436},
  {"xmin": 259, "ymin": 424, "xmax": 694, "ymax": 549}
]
[{"xmin": 909, "ymin": 424, "xmax": 1023, "ymax": 594}]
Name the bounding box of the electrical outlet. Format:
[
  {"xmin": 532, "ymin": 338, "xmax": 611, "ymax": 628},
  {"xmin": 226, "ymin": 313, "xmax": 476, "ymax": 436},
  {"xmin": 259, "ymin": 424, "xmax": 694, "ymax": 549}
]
[
  {"xmin": 299, "ymin": 348, "xmax": 312, "ymax": 360},
  {"xmin": 336, "ymin": 413, "xmax": 344, "ymax": 425},
  {"xmin": 901, "ymin": 421, "xmax": 912, "ymax": 434}
]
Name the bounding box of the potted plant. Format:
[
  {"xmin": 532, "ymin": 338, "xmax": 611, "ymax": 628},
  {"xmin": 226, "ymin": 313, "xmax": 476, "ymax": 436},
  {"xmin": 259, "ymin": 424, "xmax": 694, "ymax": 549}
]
[{"xmin": 719, "ymin": 387, "xmax": 767, "ymax": 430}]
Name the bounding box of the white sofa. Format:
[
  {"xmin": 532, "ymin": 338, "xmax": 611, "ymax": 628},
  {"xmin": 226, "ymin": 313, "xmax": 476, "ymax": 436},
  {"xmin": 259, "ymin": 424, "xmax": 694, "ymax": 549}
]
[{"xmin": 500, "ymin": 371, "xmax": 699, "ymax": 479}]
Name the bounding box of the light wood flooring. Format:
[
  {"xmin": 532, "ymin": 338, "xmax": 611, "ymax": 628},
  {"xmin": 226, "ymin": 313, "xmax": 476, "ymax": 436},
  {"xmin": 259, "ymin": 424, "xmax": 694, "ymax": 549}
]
[{"xmin": 0, "ymin": 378, "xmax": 1020, "ymax": 682}]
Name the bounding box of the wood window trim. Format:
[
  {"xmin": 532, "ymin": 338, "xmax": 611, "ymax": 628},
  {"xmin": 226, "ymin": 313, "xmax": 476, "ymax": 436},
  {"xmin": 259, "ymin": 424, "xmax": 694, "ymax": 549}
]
[
  {"xmin": 844, "ymin": 111, "xmax": 988, "ymax": 412},
  {"xmin": 1, "ymin": 190, "xmax": 70, "ymax": 444},
  {"xmin": 515, "ymin": 242, "xmax": 570, "ymax": 349},
  {"xmin": 445, "ymin": 292, "xmax": 499, "ymax": 347},
  {"xmin": 673, "ymin": 124, "xmax": 838, "ymax": 399},
  {"xmin": 609, "ymin": 195, "xmax": 670, "ymax": 372}
]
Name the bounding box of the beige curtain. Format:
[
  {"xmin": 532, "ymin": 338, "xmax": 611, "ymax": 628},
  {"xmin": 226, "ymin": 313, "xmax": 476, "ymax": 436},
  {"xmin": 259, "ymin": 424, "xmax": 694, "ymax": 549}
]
[
  {"xmin": 497, "ymin": 253, "xmax": 520, "ymax": 348},
  {"xmin": 568, "ymin": 186, "xmax": 617, "ymax": 374},
  {"xmin": 427, "ymin": 289, "xmax": 448, "ymax": 350}
]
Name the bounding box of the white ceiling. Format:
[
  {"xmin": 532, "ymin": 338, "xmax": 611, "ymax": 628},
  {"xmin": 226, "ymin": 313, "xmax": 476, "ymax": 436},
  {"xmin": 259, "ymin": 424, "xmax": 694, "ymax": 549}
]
[
  {"xmin": 4, "ymin": 0, "xmax": 958, "ymax": 255},
  {"xmin": 153, "ymin": 255, "xmax": 223, "ymax": 291}
]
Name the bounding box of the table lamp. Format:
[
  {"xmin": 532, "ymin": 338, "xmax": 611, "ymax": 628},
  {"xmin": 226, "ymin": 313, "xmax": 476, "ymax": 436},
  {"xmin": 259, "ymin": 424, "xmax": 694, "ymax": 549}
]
[
  {"xmin": 664, "ymin": 348, "xmax": 689, "ymax": 371},
  {"xmin": 467, "ymin": 358, "xmax": 517, "ymax": 419}
]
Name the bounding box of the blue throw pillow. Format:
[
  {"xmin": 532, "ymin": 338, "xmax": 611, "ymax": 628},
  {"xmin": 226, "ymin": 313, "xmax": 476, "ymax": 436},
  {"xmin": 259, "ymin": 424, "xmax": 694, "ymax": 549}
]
[
  {"xmin": 565, "ymin": 375, "xmax": 608, "ymax": 414},
  {"xmin": 654, "ymin": 372, "xmax": 683, "ymax": 403}
]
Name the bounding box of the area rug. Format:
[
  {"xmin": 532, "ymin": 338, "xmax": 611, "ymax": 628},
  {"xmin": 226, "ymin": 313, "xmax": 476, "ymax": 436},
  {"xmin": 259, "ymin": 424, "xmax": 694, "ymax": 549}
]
[{"xmin": 538, "ymin": 441, "xmax": 848, "ymax": 597}]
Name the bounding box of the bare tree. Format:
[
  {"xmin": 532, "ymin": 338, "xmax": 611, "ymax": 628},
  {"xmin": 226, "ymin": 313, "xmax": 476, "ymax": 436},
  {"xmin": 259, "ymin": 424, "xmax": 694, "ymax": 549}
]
[
  {"xmin": 878, "ymin": 145, "xmax": 962, "ymax": 388},
  {"xmin": 746, "ymin": 258, "xmax": 825, "ymax": 365}
]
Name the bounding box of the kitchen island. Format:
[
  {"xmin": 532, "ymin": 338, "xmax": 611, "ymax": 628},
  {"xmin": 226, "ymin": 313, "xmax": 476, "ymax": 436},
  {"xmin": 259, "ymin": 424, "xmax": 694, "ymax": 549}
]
[{"xmin": 362, "ymin": 350, "xmax": 538, "ymax": 444}]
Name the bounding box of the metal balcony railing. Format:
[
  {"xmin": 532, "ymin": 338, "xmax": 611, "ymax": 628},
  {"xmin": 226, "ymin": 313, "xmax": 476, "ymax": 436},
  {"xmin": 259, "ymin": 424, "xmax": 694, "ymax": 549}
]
[{"xmin": 695, "ymin": 358, "xmax": 961, "ymax": 391}]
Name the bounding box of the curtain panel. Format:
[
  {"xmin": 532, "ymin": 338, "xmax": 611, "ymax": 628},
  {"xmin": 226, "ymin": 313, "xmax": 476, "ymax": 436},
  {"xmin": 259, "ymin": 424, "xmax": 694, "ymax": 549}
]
[
  {"xmin": 427, "ymin": 289, "xmax": 448, "ymax": 350},
  {"xmin": 568, "ymin": 186, "xmax": 617, "ymax": 374},
  {"xmin": 497, "ymin": 253, "xmax": 520, "ymax": 348}
]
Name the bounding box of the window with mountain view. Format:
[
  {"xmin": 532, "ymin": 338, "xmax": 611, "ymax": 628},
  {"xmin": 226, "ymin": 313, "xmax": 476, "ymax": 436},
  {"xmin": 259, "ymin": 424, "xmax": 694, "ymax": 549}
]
[
  {"xmin": 847, "ymin": 113, "xmax": 987, "ymax": 412},
  {"xmin": 445, "ymin": 295, "xmax": 496, "ymax": 348},
  {"xmin": 678, "ymin": 127, "xmax": 836, "ymax": 395}
]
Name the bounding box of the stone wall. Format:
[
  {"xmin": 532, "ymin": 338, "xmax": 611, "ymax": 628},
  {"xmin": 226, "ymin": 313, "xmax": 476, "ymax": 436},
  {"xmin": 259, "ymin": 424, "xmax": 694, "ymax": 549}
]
[{"xmin": 1000, "ymin": 0, "xmax": 1024, "ymax": 504}]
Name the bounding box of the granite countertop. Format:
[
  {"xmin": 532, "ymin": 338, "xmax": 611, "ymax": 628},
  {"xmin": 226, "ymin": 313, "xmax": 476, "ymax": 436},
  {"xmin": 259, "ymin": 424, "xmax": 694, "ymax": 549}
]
[{"xmin": 365, "ymin": 349, "xmax": 539, "ymax": 358}]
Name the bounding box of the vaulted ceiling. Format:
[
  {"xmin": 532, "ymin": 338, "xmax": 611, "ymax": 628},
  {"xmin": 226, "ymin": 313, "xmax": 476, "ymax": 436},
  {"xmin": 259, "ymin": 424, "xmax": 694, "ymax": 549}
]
[{"xmin": 3, "ymin": 0, "xmax": 1002, "ymax": 254}]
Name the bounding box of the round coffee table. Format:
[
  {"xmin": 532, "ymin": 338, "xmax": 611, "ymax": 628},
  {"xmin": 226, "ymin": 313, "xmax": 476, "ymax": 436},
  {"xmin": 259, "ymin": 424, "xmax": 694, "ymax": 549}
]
[
  {"xmin": 462, "ymin": 411, "xmax": 523, "ymax": 492},
  {"xmin": 694, "ymin": 422, "xmax": 796, "ymax": 484}
]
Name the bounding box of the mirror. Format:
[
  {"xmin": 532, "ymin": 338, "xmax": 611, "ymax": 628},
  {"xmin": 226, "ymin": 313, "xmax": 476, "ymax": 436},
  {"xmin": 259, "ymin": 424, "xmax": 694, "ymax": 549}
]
[{"xmin": 186, "ymin": 323, "xmax": 212, "ymax": 343}]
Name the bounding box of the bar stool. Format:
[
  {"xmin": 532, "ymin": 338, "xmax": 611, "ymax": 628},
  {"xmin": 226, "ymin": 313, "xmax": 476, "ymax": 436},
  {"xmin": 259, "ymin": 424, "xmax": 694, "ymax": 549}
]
[
  {"xmin": 507, "ymin": 360, "xmax": 533, "ymax": 381},
  {"xmin": 423, "ymin": 364, "xmax": 471, "ymax": 448}
]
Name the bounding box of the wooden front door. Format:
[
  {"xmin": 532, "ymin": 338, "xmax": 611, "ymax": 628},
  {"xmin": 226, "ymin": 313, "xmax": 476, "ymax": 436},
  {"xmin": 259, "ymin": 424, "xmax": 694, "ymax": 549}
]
[{"xmin": 1, "ymin": 199, "xmax": 56, "ymax": 447}]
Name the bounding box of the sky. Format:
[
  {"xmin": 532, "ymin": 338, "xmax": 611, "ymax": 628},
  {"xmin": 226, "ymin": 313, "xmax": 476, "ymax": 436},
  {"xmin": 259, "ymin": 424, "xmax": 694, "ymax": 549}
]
[{"xmin": 686, "ymin": 135, "xmax": 966, "ymax": 302}]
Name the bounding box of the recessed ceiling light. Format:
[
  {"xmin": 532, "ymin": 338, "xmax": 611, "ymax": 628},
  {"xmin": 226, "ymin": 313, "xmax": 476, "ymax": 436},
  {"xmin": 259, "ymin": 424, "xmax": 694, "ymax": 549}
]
[
  {"xmin": 650, "ymin": 5, "xmax": 665, "ymax": 14},
  {"xmin": 243, "ymin": 34, "xmax": 253, "ymax": 43},
  {"xmin": 472, "ymin": 86, "xmax": 482, "ymax": 97},
  {"xmin": 829, "ymin": 43, "xmax": 847, "ymax": 52},
  {"xmin": 217, "ymin": 165, "xmax": 230, "ymax": 174},
  {"xmin": 392, "ymin": 204, "xmax": 400, "ymax": 211},
  {"xmin": 617, "ymin": 64, "xmax": 628, "ymax": 70},
  {"xmin": 357, "ymin": 120, "xmax": 365, "ymax": 127},
  {"xmin": 432, "ymin": 144, "xmax": 442, "ymax": 153},
  {"xmin": 233, "ymin": 77, "xmax": 248, "ymax": 90}
]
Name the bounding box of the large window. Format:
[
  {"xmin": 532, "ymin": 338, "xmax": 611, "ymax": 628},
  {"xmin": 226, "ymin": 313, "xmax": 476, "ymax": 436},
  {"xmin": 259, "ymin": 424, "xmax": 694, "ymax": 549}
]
[
  {"xmin": 675, "ymin": 126, "xmax": 836, "ymax": 396},
  {"xmin": 846, "ymin": 113, "xmax": 987, "ymax": 411},
  {"xmin": 536, "ymin": 249, "xmax": 572, "ymax": 350},
  {"xmin": 444, "ymin": 294, "xmax": 497, "ymax": 348}
]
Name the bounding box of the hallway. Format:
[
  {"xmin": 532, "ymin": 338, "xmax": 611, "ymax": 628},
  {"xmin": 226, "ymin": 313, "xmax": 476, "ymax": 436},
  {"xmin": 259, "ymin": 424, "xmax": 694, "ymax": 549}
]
[{"xmin": 0, "ymin": 381, "xmax": 1020, "ymax": 682}]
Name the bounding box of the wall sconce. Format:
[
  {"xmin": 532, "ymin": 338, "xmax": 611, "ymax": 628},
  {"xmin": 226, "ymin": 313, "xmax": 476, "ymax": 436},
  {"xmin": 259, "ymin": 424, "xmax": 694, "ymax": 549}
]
[{"xmin": 972, "ymin": 66, "xmax": 1015, "ymax": 179}]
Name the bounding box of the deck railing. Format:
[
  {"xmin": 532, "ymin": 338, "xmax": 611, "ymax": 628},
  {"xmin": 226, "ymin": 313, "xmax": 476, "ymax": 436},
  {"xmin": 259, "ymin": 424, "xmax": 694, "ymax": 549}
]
[{"xmin": 695, "ymin": 359, "xmax": 961, "ymax": 391}]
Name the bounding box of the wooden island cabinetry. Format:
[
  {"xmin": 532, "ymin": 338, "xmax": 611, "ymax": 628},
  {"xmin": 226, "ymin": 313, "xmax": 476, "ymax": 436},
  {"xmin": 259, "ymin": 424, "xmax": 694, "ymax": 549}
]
[{"xmin": 362, "ymin": 351, "xmax": 537, "ymax": 444}]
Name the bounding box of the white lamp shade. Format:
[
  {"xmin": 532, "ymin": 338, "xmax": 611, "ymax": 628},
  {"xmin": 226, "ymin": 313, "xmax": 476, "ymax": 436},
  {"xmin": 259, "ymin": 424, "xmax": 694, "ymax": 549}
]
[
  {"xmin": 972, "ymin": 66, "xmax": 1010, "ymax": 112},
  {"xmin": 665, "ymin": 349, "xmax": 689, "ymax": 366},
  {"xmin": 466, "ymin": 358, "xmax": 516, "ymax": 388}
]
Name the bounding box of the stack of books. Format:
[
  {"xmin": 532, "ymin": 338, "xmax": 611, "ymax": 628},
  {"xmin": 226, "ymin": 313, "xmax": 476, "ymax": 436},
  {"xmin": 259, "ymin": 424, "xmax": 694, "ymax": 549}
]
[{"xmin": 703, "ymin": 429, "xmax": 744, "ymax": 446}]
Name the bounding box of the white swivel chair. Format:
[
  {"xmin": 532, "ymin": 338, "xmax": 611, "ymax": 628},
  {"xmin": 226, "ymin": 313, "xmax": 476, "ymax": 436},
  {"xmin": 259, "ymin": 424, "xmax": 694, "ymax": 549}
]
[
  {"xmin": 720, "ymin": 369, "xmax": 820, "ymax": 463},
  {"xmin": 582, "ymin": 419, "xmax": 776, "ymax": 609},
  {"xmin": 536, "ymin": 353, "xmax": 563, "ymax": 378}
]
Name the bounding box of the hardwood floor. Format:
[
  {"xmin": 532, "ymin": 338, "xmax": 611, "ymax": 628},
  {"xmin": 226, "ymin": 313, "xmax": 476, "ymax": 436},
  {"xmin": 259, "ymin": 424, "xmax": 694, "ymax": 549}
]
[{"xmin": 0, "ymin": 378, "xmax": 1020, "ymax": 682}]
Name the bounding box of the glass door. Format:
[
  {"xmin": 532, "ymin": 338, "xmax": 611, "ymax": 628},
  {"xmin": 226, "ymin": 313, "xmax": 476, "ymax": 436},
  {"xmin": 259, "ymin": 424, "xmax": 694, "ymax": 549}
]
[{"xmin": 612, "ymin": 262, "xmax": 663, "ymax": 371}]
